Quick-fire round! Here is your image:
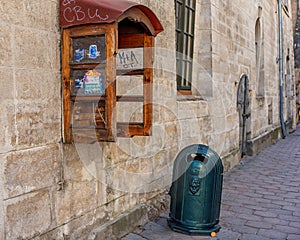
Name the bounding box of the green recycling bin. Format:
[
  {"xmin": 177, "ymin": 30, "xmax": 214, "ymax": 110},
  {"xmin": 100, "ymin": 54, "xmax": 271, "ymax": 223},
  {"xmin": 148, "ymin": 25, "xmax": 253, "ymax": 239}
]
[{"xmin": 168, "ymin": 144, "xmax": 223, "ymax": 236}]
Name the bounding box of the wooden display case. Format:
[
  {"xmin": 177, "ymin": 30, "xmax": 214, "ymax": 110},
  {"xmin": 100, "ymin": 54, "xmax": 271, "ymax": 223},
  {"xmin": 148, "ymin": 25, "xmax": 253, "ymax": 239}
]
[{"xmin": 60, "ymin": 0, "xmax": 163, "ymax": 143}]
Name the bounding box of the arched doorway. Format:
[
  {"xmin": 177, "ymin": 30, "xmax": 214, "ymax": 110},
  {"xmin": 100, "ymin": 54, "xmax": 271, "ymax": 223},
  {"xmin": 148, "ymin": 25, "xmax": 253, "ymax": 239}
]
[{"xmin": 237, "ymin": 74, "xmax": 250, "ymax": 157}]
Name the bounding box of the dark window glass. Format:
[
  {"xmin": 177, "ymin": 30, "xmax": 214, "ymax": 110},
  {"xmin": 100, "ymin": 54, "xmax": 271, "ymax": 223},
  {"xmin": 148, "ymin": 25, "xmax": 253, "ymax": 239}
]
[{"xmin": 175, "ymin": 0, "xmax": 196, "ymax": 91}]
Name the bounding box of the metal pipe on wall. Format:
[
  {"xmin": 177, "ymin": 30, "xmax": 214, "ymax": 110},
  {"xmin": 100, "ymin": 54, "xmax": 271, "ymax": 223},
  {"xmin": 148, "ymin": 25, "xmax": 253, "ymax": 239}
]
[{"xmin": 278, "ymin": 0, "xmax": 287, "ymax": 138}]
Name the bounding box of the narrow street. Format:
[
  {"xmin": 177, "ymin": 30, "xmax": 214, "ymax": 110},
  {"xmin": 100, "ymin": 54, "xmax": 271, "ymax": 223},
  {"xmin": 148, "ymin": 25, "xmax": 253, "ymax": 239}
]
[{"xmin": 123, "ymin": 126, "xmax": 300, "ymax": 240}]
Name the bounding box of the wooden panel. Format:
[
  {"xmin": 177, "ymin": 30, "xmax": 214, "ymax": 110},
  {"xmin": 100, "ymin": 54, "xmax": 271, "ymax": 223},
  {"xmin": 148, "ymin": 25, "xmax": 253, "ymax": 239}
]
[
  {"xmin": 72, "ymin": 128, "xmax": 110, "ymax": 143},
  {"xmin": 71, "ymin": 100, "xmax": 106, "ymax": 128},
  {"xmin": 116, "ymin": 69, "xmax": 144, "ymax": 76},
  {"xmin": 62, "ymin": 23, "xmax": 116, "ymax": 143},
  {"xmin": 62, "ymin": 29, "xmax": 72, "ymax": 143},
  {"xmin": 117, "ymin": 8, "xmax": 156, "ymax": 36},
  {"xmin": 116, "ymin": 96, "xmax": 144, "ymax": 102},
  {"xmin": 118, "ymin": 34, "xmax": 144, "ymax": 48},
  {"xmin": 69, "ymin": 25, "xmax": 111, "ymax": 37},
  {"xmin": 70, "ymin": 63, "xmax": 104, "ymax": 70},
  {"xmin": 143, "ymin": 35, "xmax": 154, "ymax": 136},
  {"xmin": 117, "ymin": 123, "xmax": 144, "ymax": 137},
  {"xmin": 105, "ymin": 23, "xmax": 117, "ymax": 141},
  {"xmin": 71, "ymin": 96, "xmax": 106, "ymax": 101}
]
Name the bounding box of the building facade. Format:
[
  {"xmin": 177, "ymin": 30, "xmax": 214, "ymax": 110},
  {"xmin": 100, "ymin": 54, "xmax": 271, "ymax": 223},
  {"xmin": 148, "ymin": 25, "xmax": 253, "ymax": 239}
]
[
  {"xmin": 0, "ymin": 0, "xmax": 296, "ymax": 239},
  {"xmin": 293, "ymin": 0, "xmax": 300, "ymax": 115}
]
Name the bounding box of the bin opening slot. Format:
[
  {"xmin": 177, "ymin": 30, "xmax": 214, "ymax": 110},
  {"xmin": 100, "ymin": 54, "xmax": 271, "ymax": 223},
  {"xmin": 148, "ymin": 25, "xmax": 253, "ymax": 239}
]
[{"xmin": 187, "ymin": 154, "xmax": 207, "ymax": 163}]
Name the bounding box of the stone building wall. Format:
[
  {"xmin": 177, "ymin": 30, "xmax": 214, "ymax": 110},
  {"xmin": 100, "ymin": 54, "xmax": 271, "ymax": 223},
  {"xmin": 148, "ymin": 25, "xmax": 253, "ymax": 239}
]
[
  {"xmin": 0, "ymin": 0, "xmax": 61, "ymax": 239},
  {"xmin": 0, "ymin": 0, "xmax": 296, "ymax": 239},
  {"xmin": 292, "ymin": 0, "xmax": 300, "ymax": 122}
]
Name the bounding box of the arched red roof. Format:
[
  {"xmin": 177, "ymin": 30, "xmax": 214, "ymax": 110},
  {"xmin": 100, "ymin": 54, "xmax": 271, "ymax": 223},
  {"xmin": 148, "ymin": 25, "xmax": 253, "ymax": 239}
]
[{"xmin": 60, "ymin": 0, "xmax": 163, "ymax": 35}]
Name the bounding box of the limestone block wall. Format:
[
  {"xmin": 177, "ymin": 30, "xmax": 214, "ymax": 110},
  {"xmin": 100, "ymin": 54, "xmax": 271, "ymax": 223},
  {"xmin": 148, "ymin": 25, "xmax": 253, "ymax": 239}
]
[
  {"xmin": 0, "ymin": 0, "xmax": 178, "ymax": 239},
  {"xmin": 210, "ymin": 0, "xmax": 295, "ymax": 149},
  {"xmin": 0, "ymin": 0, "xmax": 61, "ymax": 239}
]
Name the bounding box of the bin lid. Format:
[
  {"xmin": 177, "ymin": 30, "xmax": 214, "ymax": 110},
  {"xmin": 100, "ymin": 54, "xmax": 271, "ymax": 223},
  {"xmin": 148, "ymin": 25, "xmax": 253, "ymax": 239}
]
[{"xmin": 60, "ymin": 0, "xmax": 163, "ymax": 35}]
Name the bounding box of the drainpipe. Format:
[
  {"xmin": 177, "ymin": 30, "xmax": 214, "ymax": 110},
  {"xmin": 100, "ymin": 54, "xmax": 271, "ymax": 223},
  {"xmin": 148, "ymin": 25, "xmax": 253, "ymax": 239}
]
[{"xmin": 278, "ymin": 0, "xmax": 287, "ymax": 138}]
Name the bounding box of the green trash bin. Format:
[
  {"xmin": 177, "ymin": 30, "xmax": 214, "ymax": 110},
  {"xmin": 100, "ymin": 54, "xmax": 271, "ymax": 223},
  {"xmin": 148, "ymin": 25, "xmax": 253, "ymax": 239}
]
[{"xmin": 168, "ymin": 144, "xmax": 223, "ymax": 236}]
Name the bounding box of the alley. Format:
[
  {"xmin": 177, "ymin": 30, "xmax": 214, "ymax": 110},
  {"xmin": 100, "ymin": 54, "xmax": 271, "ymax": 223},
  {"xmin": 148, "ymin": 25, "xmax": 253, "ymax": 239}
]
[{"xmin": 122, "ymin": 126, "xmax": 300, "ymax": 240}]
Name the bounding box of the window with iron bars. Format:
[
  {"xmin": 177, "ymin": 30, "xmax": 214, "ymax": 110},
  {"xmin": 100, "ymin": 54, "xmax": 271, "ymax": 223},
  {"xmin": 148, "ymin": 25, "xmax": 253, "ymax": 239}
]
[{"xmin": 175, "ymin": 0, "xmax": 196, "ymax": 92}]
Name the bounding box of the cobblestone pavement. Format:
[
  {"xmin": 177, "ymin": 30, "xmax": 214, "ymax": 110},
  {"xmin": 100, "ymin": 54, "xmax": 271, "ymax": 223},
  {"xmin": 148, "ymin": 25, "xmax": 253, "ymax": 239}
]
[{"xmin": 122, "ymin": 126, "xmax": 300, "ymax": 240}]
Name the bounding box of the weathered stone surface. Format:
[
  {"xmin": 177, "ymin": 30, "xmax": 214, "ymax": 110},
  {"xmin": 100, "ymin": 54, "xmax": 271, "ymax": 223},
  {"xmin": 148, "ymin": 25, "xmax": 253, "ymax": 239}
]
[
  {"xmin": 90, "ymin": 205, "xmax": 148, "ymax": 240},
  {"xmin": 0, "ymin": 102, "xmax": 16, "ymax": 153},
  {"xmin": 4, "ymin": 144, "xmax": 60, "ymax": 198},
  {"xmin": 5, "ymin": 191, "xmax": 52, "ymax": 239},
  {"xmin": 0, "ymin": 154, "xmax": 5, "ymax": 240},
  {"xmin": 0, "ymin": 0, "xmax": 59, "ymax": 31},
  {"xmin": 53, "ymin": 180, "xmax": 98, "ymax": 225},
  {"xmin": 62, "ymin": 144, "xmax": 96, "ymax": 181},
  {"xmin": 15, "ymin": 100, "xmax": 61, "ymax": 147},
  {"xmin": 15, "ymin": 69, "xmax": 60, "ymax": 100},
  {"xmin": 0, "ymin": 25, "xmax": 13, "ymax": 67},
  {"xmin": 14, "ymin": 29, "xmax": 52, "ymax": 69}
]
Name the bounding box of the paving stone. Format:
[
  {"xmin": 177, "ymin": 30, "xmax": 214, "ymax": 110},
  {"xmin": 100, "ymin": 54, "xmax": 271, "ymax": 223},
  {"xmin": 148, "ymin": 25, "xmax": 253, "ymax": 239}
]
[
  {"xmin": 257, "ymin": 229, "xmax": 288, "ymax": 240},
  {"xmin": 283, "ymin": 200, "xmax": 300, "ymax": 207},
  {"xmin": 239, "ymin": 234, "xmax": 270, "ymax": 240},
  {"xmin": 229, "ymin": 206, "xmax": 253, "ymax": 215},
  {"xmin": 229, "ymin": 225, "xmax": 258, "ymax": 235},
  {"xmin": 287, "ymin": 234, "xmax": 300, "ymax": 240},
  {"xmin": 238, "ymin": 213, "xmax": 262, "ymax": 221},
  {"xmin": 273, "ymin": 225, "xmax": 300, "ymax": 235},
  {"xmin": 263, "ymin": 217, "xmax": 290, "ymax": 226},
  {"xmin": 139, "ymin": 222, "xmax": 210, "ymax": 240},
  {"xmin": 243, "ymin": 204, "xmax": 266, "ymax": 212},
  {"xmin": 289, "ymin": 221, "xmax": 300, "ymax": 228},
  {"xmin": 253, "ymin": 210, "xmax": 278, "ymax": 218},
  {"xmin": 244, "ymin": 220, "xmax": 272, "ymax": 229},
  {"xmin": 268, "ymin": 208, "xmax": 294, "ymax": 216},
  {"xmin": 215, "ymin": 228, "xmax": 240, "ymax": 240},
  {"xmin": 282, "ymin": 205, "xmax": 300, "ymax": 212},
  {"xmin": 292, "ymin": 211, "xmax": 300, "ymax": 217},
  {"xmin": 279, "ymin": 214, "xmax": 300, "ymax": 222}
]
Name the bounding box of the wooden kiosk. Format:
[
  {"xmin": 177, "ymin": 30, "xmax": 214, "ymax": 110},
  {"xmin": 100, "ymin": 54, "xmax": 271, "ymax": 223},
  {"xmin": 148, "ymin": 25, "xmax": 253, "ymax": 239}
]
[{"xmin": 60, "ymin": 0, "xmax": 163, "ymax": 143}]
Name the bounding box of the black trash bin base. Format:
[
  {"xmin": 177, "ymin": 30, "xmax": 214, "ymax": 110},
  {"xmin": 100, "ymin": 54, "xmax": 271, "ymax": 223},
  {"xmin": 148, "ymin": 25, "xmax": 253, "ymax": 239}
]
[{"xmin": 167, "ymin": 218, "xmax": 221, "ymax": 236}]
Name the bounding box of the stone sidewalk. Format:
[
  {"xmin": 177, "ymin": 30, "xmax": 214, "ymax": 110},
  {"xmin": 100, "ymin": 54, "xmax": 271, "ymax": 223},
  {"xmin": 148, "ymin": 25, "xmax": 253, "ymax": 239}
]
[{"xmin": 121, "ymin": 126, "xmax": 300, "ymax": 240}]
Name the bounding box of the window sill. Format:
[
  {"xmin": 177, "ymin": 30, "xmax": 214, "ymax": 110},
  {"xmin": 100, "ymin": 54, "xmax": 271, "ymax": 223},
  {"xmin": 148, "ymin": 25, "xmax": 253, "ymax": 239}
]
[{"xmin": 177, "ymin": 94, "xmax": 204, "ymax": 102}]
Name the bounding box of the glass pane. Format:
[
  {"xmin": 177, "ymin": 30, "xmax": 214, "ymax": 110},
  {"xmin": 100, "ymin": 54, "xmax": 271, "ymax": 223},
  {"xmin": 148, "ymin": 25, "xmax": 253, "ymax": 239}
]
[
  {"xmin": 116, "ymin": 48, "xmax": 144, "ymax": 70},
  {"xmin": 71, "ymin": 36, "xmax": 106, "ymax": 64},
  {"xmin": 189, "ymin": 10, "xmax": 195, "ymax": 34},
  {"xmin": 185, "ymin": 35, "xmax": 190, "ymax": 56},
  {"xmin": 182, "ymin": 61, "xmax": 187, "ymax": 86},
  {"xmin": 185, "ymin": 6, "xmax": 189, "ymax": 34},
  {"xmin": 116, "ymin": 102, "xmax": 144, "ymax": 123},
  {"xmin": 117, "ymin": 75, "xmax": 144, "ymax": 96},
  {"xmin": 71, "ymin": 68, "xmax": 106, "ymax": 96},
  {"xmin": 72, "ymin": 100, "xmax": 106, "ymax": 128}
]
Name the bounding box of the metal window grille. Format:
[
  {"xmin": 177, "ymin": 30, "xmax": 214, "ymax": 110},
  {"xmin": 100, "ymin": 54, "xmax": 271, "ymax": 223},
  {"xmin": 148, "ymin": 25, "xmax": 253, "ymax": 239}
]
[{"xmin": 175, "ymin": 0, "xmax": 196, "ymax": 91}]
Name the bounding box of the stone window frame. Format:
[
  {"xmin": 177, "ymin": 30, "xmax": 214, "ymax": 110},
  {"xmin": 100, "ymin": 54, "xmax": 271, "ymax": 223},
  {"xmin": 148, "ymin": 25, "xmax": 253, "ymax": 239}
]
[
  {"xmin": 175, "ymin": 0, "xmax": 196, "ymax": 95},
  {"xmin": 255, "ymin": 12, "xmax": 265, "ymax": 99}
]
